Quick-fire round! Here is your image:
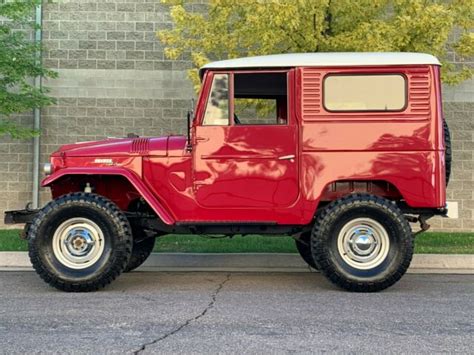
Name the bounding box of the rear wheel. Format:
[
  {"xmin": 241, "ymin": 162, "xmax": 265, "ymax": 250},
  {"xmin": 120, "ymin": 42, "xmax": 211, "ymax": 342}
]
[
  {"xmin": 312, "ymin": 194, "xmax": 413, "ymax": 292},
  {"xmin": 28, "ymin": 193, "xmax": 132, "ymax": 292}
]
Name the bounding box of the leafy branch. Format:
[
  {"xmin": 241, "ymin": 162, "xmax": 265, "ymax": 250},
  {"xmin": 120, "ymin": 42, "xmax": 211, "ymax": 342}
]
[
  {"xmin": 159, "ymin": 0, "xmax": 473, "ymax": 91},
  {"xmin": 0, "ymin": 0, "xmax": 57, "ymax": 139}
]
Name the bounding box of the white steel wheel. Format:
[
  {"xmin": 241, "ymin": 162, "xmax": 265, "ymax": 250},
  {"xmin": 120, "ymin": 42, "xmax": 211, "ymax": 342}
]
[
  {"xmin": 337, "ymin": 217, "xmax": 390, "ymax": 270},
  {"xmin": 312, "ymin": 194, "xmax": 413, "ymax": 292},
  {"xmin": 52, "ymin": 217, "xmax": 105, "ymax": 270}
]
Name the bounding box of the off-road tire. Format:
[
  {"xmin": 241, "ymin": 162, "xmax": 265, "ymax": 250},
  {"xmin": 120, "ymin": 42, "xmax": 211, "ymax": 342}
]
[
  {"xmin": 28, "ymin": 193, "xmax": 132, "ymax": 292},
  {"xmin": 295, "ymin": 232, "xmax": 318, "ymax": 270},
  {"xmin": 311, "ymin": 194, "xmax": 413, "ymax": 292},
  {"xmin": 124, "ymin": 236, "xmax": 155, "ymax": 272},
  {"xmin": 443, "ymin": 119, "xmax": 451, "ymax": 186}
]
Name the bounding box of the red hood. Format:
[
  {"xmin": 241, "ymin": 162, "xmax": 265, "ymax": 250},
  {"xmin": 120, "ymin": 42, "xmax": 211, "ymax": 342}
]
[{"xmin": 53, "ymin": 136, "xmax": 187, "ymax": 157}]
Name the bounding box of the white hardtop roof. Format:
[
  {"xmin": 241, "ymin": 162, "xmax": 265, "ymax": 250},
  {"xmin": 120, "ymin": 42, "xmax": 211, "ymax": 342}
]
[{"xmin": 199, "ymin": 52, "xmax": 440, "ymax": 77}]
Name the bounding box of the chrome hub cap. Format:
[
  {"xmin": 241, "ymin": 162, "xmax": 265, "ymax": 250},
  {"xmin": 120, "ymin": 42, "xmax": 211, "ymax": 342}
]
[
  {"xmin": 337, "ymin": 218, "xmax": 390, "ymax": 270},
  {"xmin": 52, "ymin": 218, "xmax": 105, "ymax": 269}
]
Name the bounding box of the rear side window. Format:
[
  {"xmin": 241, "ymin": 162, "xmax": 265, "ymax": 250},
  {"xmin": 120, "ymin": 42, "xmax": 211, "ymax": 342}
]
[{"xmin": 324, "ymin": 74, "xmax": 406, "ymax": 112}]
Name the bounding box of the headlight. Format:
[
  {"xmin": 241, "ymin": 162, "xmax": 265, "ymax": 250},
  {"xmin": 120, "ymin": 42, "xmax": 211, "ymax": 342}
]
[{"xmin": 43, "ymin": 163, "xmax": 53, "ymax": 175}]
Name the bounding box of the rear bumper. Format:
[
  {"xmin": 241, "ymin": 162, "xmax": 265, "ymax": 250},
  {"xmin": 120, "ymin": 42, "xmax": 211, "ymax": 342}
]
[
  {"xmin": 398, "ymin": 203, "xmax": 448, "ymax": 217},
  {"xmin": 4, "ymin": 209, "xmax": 39, "ymax": 225}
]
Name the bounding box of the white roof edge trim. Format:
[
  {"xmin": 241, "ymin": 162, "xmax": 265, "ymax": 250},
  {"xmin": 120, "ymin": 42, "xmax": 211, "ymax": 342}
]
[{"xmin": 199, "ymin": 52, "xmax": 441, "ymax": 77}]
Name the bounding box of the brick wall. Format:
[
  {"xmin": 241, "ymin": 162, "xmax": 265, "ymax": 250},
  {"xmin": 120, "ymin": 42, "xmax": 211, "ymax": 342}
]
[
  {"xmin": 0, "ymin": 0, "xmax": 472, "ymax": 231},
  {"xmin": 0, "ymin": 112, "xmax": 34, "ymax": 218},
  {"xmin": 37, "ymin": 0, "xmax": 197, "ymax": 206},
  {"xmin": 430, "ymin": 100, "xmax": 473, "ymax": 231}
]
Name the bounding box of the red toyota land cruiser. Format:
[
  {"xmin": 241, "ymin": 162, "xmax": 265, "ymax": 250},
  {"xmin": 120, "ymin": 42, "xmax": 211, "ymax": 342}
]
[{"xmin": 5, "ymin": 53, "xmax": 451, "ymax": 292}]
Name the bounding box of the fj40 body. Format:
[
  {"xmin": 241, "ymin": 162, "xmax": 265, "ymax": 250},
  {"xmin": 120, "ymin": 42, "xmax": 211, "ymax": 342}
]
[{"xmin": 5, "ymin": 53, "xmax": 451, "ymax": 292}]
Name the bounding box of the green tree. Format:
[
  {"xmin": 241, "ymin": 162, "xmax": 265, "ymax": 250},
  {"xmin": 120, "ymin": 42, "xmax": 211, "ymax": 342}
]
[
  {"xmin": 159, "ymin": 0, "xmax": 474, "ymax": 91},
  {"xmin": 0, "ymin": 0, "xmax": 57, "ymax": 138}
]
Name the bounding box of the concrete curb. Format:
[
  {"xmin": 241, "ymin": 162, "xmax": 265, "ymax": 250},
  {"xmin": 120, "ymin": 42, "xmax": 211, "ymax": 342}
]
[{"xmin": 0, "ymin": 252, "xmax": 472, "ymax": 273}]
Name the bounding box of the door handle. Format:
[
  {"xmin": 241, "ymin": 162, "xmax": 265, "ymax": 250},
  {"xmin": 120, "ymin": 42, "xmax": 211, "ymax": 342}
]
[{"xmin": 278, "ymin": 154, "xmax": 295, "ymax": 161}]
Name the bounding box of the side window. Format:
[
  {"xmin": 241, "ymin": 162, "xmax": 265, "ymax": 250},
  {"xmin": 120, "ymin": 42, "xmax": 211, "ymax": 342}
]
[
  {"xmin": 203, "ymin": 74, "xmax": 229, "ymax": 125},
  {"xmin": 233, "ymin": 73, "xmax": 288, "ymax": 125},
  {"xmin": 324, "ymin": 74, "xmax": 406, "ymax": 112}
]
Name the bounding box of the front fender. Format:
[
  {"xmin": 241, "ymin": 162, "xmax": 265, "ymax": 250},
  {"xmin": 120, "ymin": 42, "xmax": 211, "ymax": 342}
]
[{"xmin": 42, "ymin": 167, "xmax": 175, "ymax": 225}]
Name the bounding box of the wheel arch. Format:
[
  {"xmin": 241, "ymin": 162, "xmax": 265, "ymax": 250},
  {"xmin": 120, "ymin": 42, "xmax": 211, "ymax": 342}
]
[
  {"xmin": 313, "ymin": 179, "xmax": 404, "ymax": 215},
  {"xmin": 318, "ymin": 180, "xmax": 403, "ymax": 202},
  {"xmin": 42, "ymin": 168, "xmax": 175, "ymax": 225}
]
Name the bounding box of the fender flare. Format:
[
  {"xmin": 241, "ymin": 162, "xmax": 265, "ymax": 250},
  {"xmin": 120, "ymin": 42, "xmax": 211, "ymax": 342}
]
[{"xmin": 41, "ymin": 167, "xmax": 175, "ymax": 225}]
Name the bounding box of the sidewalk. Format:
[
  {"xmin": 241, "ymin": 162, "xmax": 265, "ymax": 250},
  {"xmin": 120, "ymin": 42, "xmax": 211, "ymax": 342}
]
[{"xmin": 1, "ymin": 252, "xmax": 472, "ymax": 273}]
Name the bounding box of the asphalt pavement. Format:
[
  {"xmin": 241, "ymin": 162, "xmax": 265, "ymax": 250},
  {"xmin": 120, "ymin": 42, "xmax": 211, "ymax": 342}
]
[{"xmin": 0, "ymin": 271, "xmax": 473, "ymax": 354}]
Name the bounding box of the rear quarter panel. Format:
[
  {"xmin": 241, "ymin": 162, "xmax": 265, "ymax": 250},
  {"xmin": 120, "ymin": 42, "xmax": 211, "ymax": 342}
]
[{"xmin": 297, "ymin": 65, "xmax": 444, "ymax": 222}]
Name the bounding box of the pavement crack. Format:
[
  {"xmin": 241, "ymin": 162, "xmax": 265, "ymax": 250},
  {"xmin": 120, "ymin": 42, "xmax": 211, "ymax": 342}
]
[{"xmin": 132, "ymin": 273, "xmax": 231, "ymax": 354}]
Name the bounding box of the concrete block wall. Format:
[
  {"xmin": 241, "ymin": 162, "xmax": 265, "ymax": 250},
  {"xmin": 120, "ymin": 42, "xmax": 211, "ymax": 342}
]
[
  {"xmin": 430, "ymin": 98, "xmax": 474, "ymax": 231},
  {"xmin": 0, "ymin": 0, "xmax": 472, "ymax": 231},
  {"xmin": 37, "ymin": 0, "xmax": 196, "ymax": 206},
  {"xmin": 0, "ymin": 113, "xmax": 34, "ymax": 216}
]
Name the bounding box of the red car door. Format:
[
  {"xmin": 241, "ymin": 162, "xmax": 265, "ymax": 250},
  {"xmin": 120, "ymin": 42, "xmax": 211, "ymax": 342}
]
[{"xmin": 193, "ymin": 71, "xmax": 299, "ymax": 209}]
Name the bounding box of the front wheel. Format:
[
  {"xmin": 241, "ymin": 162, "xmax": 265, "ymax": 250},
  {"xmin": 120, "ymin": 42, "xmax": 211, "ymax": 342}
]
[
  {"xmin": 124, "ymin": 236, "xmax": 156, "ymax": 272},
  {"xmin": 28, "ymin": 193, "xmax": 132, "ymax": 292},
  {"xmin": 312, "ymin": 194, "xmax": 413, "ymax": 292}
]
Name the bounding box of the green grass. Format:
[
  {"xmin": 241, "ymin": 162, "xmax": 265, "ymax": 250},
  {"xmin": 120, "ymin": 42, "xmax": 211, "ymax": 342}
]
[
  {"xmin": 0, "ymin": 230, "xmax": 472, "ymax": 254},
  {"xmin": 0, "ymin": 230, "xmax": 28, "ymax": 251},
  {"xmin": 414, "ymin": 232, "xmax": 474, "ymax": 254},
  {"xmin": 154, "ymin": 235, "xmax": 296, "ymax": 253}
]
